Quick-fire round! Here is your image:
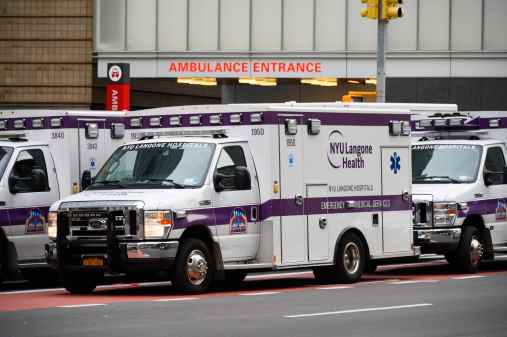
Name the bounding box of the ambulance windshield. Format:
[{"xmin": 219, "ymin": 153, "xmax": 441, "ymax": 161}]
[
  {"xmin": 0, "ymin": 146, "xmax": 14, "ymax": 180},
  {"xmin": 412, "ymin": 144, "xmax": 482, "ymax": 184},
  {"xmin": 90, "ymin": 142, "xmax": 216, "ymax": 189}
]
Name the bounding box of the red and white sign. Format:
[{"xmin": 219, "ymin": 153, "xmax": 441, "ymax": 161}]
[
  {"xmin": 106, "ymin": 84, "xmax": 130, "ymax": 111},
  {"xmin": 106, "ymin": 63, "xmax": 130, "ymax": 111}
]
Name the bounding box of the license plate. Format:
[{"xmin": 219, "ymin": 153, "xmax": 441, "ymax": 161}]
[{"xmin": 83, "ymin": 257, "xmax": 104, "ymax": 267}]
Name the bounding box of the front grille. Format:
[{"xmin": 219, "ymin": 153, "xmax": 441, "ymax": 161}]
[
  {"xmin": 57, "ymin": 201, "xmax": 144, "ymax": 241},
  {"xmin": 413, "ymin": 201, "xmax": 433, "ymax": 227},
  {"xmin": 69, "ymin": 210, "xmax": 127, "ymax": 238}
]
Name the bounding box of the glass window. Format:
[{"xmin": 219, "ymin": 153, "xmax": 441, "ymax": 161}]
[
  {"xmin": 412, "ymin": 144, "xmax": 482, "ymax": 183},
  {"xmin": 9, "ymin": 149, "xmax": 49, "ymax": 193},
  {"xmin": 216, "ymin": 146, "xmax": 247, "ymax": 176},
  {"xmin": 215, "ymin": 145, "xmax": 250, "ymax": 191},
  {"xmin": 485, "ymin": 147, "xmax": 506, "ymax": 185},
  {"xmin": 0, "ymin": 146, "xmax": 14, "ymax": 180},
  {"xmin": 90, "ymin": 142, "xmax": 216, "ymax": 190}
]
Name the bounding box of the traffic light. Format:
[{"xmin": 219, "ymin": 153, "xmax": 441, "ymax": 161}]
[
  {"xmin": 382, "ymin": 0, "xmax": 404, "ymax": 20},
  {"xmin": 360, "ymin": 0, "xmax": 378, "ymax": 20}
]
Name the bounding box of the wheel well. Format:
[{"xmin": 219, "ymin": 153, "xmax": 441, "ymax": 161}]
[
  {"xmin": 462, "ymin": 214, "xmax": 485, "ymax": 231},
  {"xmin": 178, "ymin": 225, "xmax": 223, "ymax": 272},
  {"xmin": 334, "ymin": 228, "xmax": 370, "ymax": 263},
  {"xmin": 179, "ymin": 225, "xmax": 214, "ymax": 247}
]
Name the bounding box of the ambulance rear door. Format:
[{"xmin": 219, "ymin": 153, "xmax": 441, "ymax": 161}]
[{"xmin": 78, "ymin": 119, "xmax": 107, "ymax": 182}]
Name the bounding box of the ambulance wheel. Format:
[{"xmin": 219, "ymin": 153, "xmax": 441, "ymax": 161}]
[
  {"xmin": 61, "ymin": 270, "xmax": 101, "ymax": 294},
  {"xmin": 335, "ymin": 232, "xmax": 366, "ymax": 283},
  {"xmin": 456, "ymin": 226, "xmax": 483, "ymax": 273},
  {"xmin": 444, "ymin": 252, "xmax": 457, "ymax": 266},
  {"xmin": 172, "ymin": 238, "xmax": 214, "ymax": 293},
  {"xmin": 0, "ymin": 241, "xmax": 4, "ymax": 285}
]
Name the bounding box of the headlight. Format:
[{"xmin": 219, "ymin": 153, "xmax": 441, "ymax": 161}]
[
  {"xmin": 144, "ymin": 211, "xmax": 173, "ymax": 239},
  {"xmin": 47, "ymin": 211, "xmax": 57, "ymax": 240},
  {"xmin": 433, "ymin": 202, "xmax": 458, "ymax": 227}
]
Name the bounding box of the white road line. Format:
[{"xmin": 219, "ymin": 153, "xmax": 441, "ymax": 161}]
[
  {"xmin": 246, "ymin": 271, "xmax": 313, "ymax": 280},
  {"xmin": 359, "ymin": 280, "xmax": 398, "ymax": 285},
  {"xmin": 0, "ymin": 288, "xmax": 65, "ymax": 295},
  {"xmin": 58, "ymin": 303, "xmax": 107, "ymax": 308},
  {"xmin": 284, "ymin": 303, "xmax": 433, "ymax": 319},
  {"xmin": 315, "ymin": 285, "xmax": 353, "ymax": 290},
  {"xmin": 452, "ymin": 275, "xmax": 486, "ymax": 280},
  {"xmin": 239, "ymin": 291, "xmax": 281, "ymax": 296},
  {"xmin": 153, "ymin": 297, "xmax": 198, "ymax": 302},
  {"xmin": 390, "ymin": 280, "xmax": 439, "ymax": 285}
]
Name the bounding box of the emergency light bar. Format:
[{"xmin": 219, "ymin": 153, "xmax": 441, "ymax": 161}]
[
  {"xmin": 31, "ymin": 118, "xmax": 44, "ymax": 129},
  {"xmin": 14, "ymin": 119, "xmax": 26, "ymax": 129},
  {"xmin": 137, "ymin": 129, "xmax": 228, "ymax": 139}
]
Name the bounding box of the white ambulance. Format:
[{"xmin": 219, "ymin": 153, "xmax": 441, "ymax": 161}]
[
  {"xmin": 0, "ymin": 110, "xmax": 125, "ymax": 284},
  {"xmin": 411, "ymin": 111, "xmax": 507, "ymax": 272},
  {"xmin": 45, "ymin": 102, "xmax": 418, "ymax": 293}
]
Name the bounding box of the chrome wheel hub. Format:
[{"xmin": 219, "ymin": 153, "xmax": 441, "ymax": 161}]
[
  {"xmin": 186, "ymin": 249, "xmax": 208, "ymax": 286},
  {"xmin": 470, "ymin": 236, "xmax": 483, "ymax": 267},
  {"xmin": 343, "ymin": 242, "xmax": 360, "ymax": 274}
]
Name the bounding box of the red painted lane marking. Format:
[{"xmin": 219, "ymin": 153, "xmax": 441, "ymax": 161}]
[{"xmin": 1, "ymin": 269, "xmax": 506, "ymax": 313}]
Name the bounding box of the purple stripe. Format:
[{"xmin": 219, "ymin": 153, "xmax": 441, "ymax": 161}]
[
  {"xmin": 466, "ymin": 198, "xmax": 506, "ymax": 216},
  {"xmin": 0, "ymin": 206, "xmax": 50, "ymax": 227},
  {"xmin": 127, "ymin": 111, "xmax": 410, "ymax": 130},
  {"xmin": 1, "ymin": 115, "xmax": 127, "ymax": 131},
  {"xmin": 176, "ymin": 195, "xmax": 410, "ymax": 229}
]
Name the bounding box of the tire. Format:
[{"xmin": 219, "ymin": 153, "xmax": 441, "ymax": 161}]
[
  {"xmin": 444, "ymin": 252, "xmax": 457, "ymax": 266},
  {"xmin": 313, "ymin": 232, "xmax": 366, "ymax": 284},
  {"xmin": 172, "ymin": 238, "xmax": 215, "ymax": 293},
  {"xmin": 456, "ymin": 226, "xmax": 483, "ymax": 273},
  {"xmin": 0, "ymin": 243, "xmax": 4, "ymax": 285},
  {"xmin": 61, "ymin": 270, "xmax": 101, "ymax": 294}
]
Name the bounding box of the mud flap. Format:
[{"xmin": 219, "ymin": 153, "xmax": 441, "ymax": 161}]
[
  {"xmin": 212, "ymin": 241, "xmax": 225, "ymax": 281},
  {"xmin": 480, "ymin": 229, "xmax": 494, "ymax": 260}
]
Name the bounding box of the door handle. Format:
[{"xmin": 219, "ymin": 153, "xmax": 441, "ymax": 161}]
[
  {"xmin": 402, "ymin": 190, "xmax": 411, "ymax": 202},
  {"xmin": 295, "ymin": 194, "xmax": 304, "ymax": 206}
]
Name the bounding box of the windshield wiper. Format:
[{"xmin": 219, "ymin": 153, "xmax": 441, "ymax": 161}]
[
  {"xmin": 141, "ymin": 178, "xmax": 186, "ymax": 188},
  {"xmin": 414, "ymin": 175, "xmax": 462, "ymax": 183},
  {"xmin": 92, "ymin": 179, "xmax": 128, "ymax": 188}
]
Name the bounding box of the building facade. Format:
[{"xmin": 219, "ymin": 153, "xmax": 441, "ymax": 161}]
[
  {"xmin": 0, "ymin": 0, "xmax": 93, "ymax": 108},
  {"xmin": 1, "ymin": 0, "xmax": 506, "ymax": 110}
]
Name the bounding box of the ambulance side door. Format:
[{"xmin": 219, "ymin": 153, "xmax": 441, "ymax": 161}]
[
  {"xmin": 212, "ymin": 144, "xmax": 261, "ymax": 262},
  {"xmin": 482, "ymin": 145, "xmax": 507, "ymax": 245},
  {"xmin": 381, "ymin": 146, "xmax": 412, "ymax": 254},
  {"xmin": 5, "ymin": 146, "xmax": 59, "ymax": 262}
]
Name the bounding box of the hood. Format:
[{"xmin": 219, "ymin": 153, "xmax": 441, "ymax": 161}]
[
  {"xmin": 412, "ymin": 183, "xmax": 477, "ymax": 203},
  {"xmin": 50, "ymin": 188, "xmax": 210, "ymax": 211}
]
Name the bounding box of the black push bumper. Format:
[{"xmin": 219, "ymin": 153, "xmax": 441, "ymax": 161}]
[
  {"xmin": 414, "ymin": 227, "xmax": 461, "ymax": 254},
  {"xmin": 45, "ymin": 240, "xmax": 179, "ymax": 273}
]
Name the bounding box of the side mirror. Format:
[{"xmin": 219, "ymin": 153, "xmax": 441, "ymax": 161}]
[
  {"xmin": 31, "ymin": 168, "xmax": 47, "ymax": 192},
  {"xmin": 484, "ymin": 170, "xmax": 495, "ymax": 186},
  {"xmin": 8, "ymin": 175, "xmax": 21, "ymax": 194},
  {"xmin": 234, "ymin": 166, "xmax": 251, "ymax": 190},
  {"xmin": 81, "ymin": 170, "xmax": 92, "ymax": 191},
  {"xmin": 214, "ymin": 171, "xmax": 233, "ymax": 192}
]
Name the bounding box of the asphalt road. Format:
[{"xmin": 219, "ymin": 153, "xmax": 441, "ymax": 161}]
[{"xmin": 1, "ymin": 257, "xmax": 506, "ymax": 337}]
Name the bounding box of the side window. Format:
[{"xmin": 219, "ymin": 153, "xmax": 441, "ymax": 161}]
[
  {"xmin": 215, "ymin": 145, "xmax": 250, "ymax": 191},
  {"xmin": 485, "ymin": 147, "xmax": 506, "ymax": 185},
  {"xmin": 9, "ymin": 149, "xmax": 49, "ymax": 193}
]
